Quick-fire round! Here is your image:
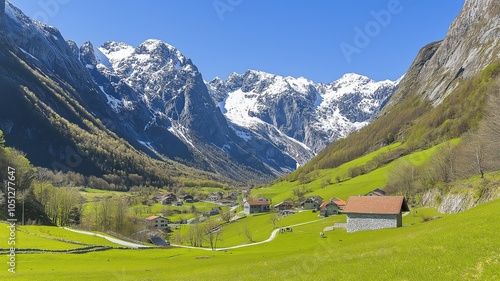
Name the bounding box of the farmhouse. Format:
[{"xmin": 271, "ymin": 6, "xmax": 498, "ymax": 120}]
[
  {"xmin": 301, "ymin": 196, "xmax": 323, "ymax": 210},
  {"xmin": 244, "ymin": 200, "xmax": 270, "ymax": 215},
  {"xmin": 366, "ymin": 188, "xmax": 387, "ymax": 197},
  {"xmin": 343, "ymin": 196, "xmax": 409, "ymax": 233},
  {"xmin": 182, "ymin": 194, "xmax": 195, "ymax": 203},
  {"xmin": 160, "ymin": 193, "xmax": 177, "ymax": 205},
  {"xmin": 331, "ymin": 197, "xmax": 346, "ymax": 210},
  {"xmin": 145, "ymin": 215, "xmax": 170, "ymax": 230},
  {"xmin": 319, "ymin": 199, "xmax": 341, "ymax": 217},
  {"xmin": 274, "ymin": 201, "xmax": 293, "ymax": 211}
]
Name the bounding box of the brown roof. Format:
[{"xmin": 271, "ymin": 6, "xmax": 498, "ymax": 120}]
[
  {"xmin": 274, "ymin": 201, "xmax": 292, "ymax": 207},
  {"xmin": 145, "ymin": 215, "xmax": 160, "ymax": 221},
  {"xmin": 246, "ymin": 201, "xmax": 270, "ymax": 206},
  {"xmin": 343, "ymin": 196, "xmax": 409, "ymax": 215},
  {"xmin": 332, "ymin": 197, "xmax": 346, "ymax": 207}
]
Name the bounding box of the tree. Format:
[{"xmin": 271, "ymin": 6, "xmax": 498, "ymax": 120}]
[
  {"xmin": 429, "ymin": 143, "xmax": 456, "ymax": 183},
  {"xmin": 186, "ymin": 224, "xmax": 204, "ymax": 247},
  {"xmin": 203, "ymin": 219, "xmax": 223, "ymax": 250},
  {"xmin": 270, "ymin": 212, "xmax": 280, "ymax": 229},
  {"xmin": 112, "ymin": 197, "xmax": 129, "ymax": 232},
  {"xmin": 244, "ymin": 224, "xmax": 253, "ymax": 243},
  {"xmin": 68, "ymin": 206, "xmax": 81, "ymax": 225},
  {"xmin": 219, "ymin": 209, "xmax": 232, "ymax": 224},
  {"xmin": 386, "ymin": 159, "xmax": 420, "ymax": 202}
]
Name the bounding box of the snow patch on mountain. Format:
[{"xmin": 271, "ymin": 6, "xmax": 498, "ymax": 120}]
[{"xmin": 208, "ymin": 70, "xmax": 400, "ymax": 159}]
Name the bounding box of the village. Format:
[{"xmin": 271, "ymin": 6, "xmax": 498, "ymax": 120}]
[{"xmin": 138, "ymin": 187, "xmax": 410, "ymax": 247}]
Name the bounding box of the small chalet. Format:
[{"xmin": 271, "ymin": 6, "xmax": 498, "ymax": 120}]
[
  {"xmin": 224, "ymin": 192, "xmax": 239, "ymax": 200},
  {"xmin": 301, "ymin": 196, "xmax": 323, "ymax": 210},
  {"xmin": 145, "ymin": 215, "xmax": 170, "ymax": 230},
  {"xmin": 343, "ymin": 196, "xmax": 409, "ymax": 233},
  {"xmin": 244, "ymin": 200, "xmax": 270, "ymax": 215},
  {"xmin": 366, "ymin": 188, "xmax": 387, "ymax": 197},
  {"xmin": 274, "ymin": 201, "xmax": 293, "ymax": 211},
  {"xmin": 208, "ymin": 192, "xmax": 224, "ymax": 202},
  {"xmin": 331, "ymin": 197, "xmax": 346, "ymax": 210},
  {"xmin": 182, "ymin": 195, "xmax": 195, "ymax": 203},
  {"xmin": 319, "ymin": 199, "xmax": 341, "ymax": 217},
  {"xmin": 160, "ymin": 193, "xmax": 177, "ymax": 205}
]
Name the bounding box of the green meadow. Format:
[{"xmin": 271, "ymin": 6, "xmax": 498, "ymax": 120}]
[
  {"xmin": 2, "ymin": 138, "xmax": 498, "ymax": 280},
  {"xmin": 254, "ymin": 140, "xmax": 458, "ymax": 204},
  {"xmin": 0, "ymin": 199, "xmax": 499, "ymax": 280}
]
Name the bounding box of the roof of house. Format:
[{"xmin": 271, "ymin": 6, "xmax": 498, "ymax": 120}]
[
  {"xmin": 246, "ymin": 201, "xmax": 270, "ymax": 206},
  {"xmin": 332, "ymin": 197, "xmax": 346, "ymax": 206},
  {"xmin": 301, "ymin": 196, "xmax": 323, "ymax": 205},
  {"xmin": 343, "ymin": 196, "xmax": 409, "ymax": 215},
  {"xmin": 148, "ymin": 236, "xmax": 169, "ymax": 246},
  {"xmin": 145, "ymin": 215, "xmax": 160, "ymax": 221},
  {"xmin": 274, "ymin": 201, "xmax": 292, "ymax": 208}
]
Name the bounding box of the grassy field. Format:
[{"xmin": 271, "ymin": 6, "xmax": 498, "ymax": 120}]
[
  {"xmin": 0, "ymin": 224, "xmax": 128, "ymax": 251},
  {"xmin": 254, "ymin": 140, "xmax": 459, "ymax": 203},
  {"xmin": 0, "ymin": 199, "xmax": 499, "ymax": 280}
]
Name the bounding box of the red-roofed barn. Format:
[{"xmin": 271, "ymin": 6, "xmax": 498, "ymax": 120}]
[
  {"xmin": 244, "ymin": 200, "xmax": 271, "ymax": 215},
  {"xmin": 343, "ymin": 196, "xmax": 409, "ymax": 233}
]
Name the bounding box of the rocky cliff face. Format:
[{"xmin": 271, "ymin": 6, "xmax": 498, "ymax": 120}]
[
  {"xmin": 382, "ymin": 0, "xmax": 500, "ymax": 113},
  {"xmin": 422, "ymin": 186, "xmax": 500, "ymax": 214}
]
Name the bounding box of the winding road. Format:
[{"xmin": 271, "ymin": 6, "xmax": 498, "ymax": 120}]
[
  {"xmin": 62, "ymin": 227, "xmax": 152, "ymax": 249},
  {"xmin": 62, "ymin": 218, "xmax": 325, "ymax": 251},
  {"xmin": 171, "ymin": 218, "xmax": 326, "ymax": 251}
]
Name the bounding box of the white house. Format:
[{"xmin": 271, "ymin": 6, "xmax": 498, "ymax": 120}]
[{"xmin": 244, "ymin": 201, "xmax": 271, "ymax": 215}]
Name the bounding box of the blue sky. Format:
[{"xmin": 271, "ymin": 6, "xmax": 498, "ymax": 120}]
[{"xmin": 9, "ymin": 0, "xmax": 464, "ymax": 83}]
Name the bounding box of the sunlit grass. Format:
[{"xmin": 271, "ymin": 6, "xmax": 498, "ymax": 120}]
[{"xmin": 2, "ymin": 199, "xmax": 499, "ymax": 280}]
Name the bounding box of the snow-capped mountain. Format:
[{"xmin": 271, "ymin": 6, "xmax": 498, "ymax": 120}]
[
  {"xmin": 80, "ymin": 39, "xmax": 300, "ymax": 179},
  {"xmin": 0, "ymin": 0, "xmax": 399, "ymax": 181},
  {"xmin": 207, "ymin": 71, "xmax": 400, "ymax": 162}
]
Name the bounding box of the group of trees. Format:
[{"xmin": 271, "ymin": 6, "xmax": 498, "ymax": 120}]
[
  {"xmin": 34, "ymin": 183, "xmax": 82, "ymax": 226},
  {"xmin": 183, "ymin": 218, "xmax": 223, "ymax": 250}
]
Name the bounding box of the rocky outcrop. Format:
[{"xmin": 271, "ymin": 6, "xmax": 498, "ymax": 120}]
[
  {"xmin": 422, "ymin": 187, "xmax": 500, "ymax": 214},
  {"xmin": 382, "ymin": 0, "xmax": 500, "ymax": 113}
]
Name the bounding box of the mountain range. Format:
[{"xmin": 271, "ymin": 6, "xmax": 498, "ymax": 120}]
[{"xmin": 0, "ymin": 0, "xmax": 399, "ymax": 183}]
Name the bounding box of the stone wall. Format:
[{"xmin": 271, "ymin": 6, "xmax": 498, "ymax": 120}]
[{"xmin": 346, "ymin": 214, "xmax": 399, "ymax": 233}]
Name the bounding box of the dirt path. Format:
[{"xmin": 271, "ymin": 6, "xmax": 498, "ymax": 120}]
[
  {"xmin": 62, "ymin": 227, "xmax": 152, "ymax": 249},
  {"xmin": 172, "ymin": 218, "xmax": 326, "ymax": 251},
  {"xmin": 62, "ymin": 218, "xmax": 325, "ymax": 251}
]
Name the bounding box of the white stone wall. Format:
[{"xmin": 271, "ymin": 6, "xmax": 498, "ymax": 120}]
[
  {"xmin": 346, "ymin": 214, "xmax": 399, "ymax": 233},
  {"xmin": 243, "ymin": 203, "xmax": 250, "ymax": 215}
]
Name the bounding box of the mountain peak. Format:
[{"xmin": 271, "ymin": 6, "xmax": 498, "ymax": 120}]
[
  {"xmin": 99, "ymin": 41, "xmax": 135, "ymax": 63},
  {"xmin": 136, "ymin": 39, "xmax": 178, "ymax": 55},
  {"xmin": 338, "ymin": 73, "xmax": 372, "ymax": 83}
]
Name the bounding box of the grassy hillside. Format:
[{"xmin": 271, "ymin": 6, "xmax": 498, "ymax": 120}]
[
  {"xmin": 255, "ymin": 140, "xmax": 459, "ymax": 204},
  {"xmin": 1, "ymin": 199, "xmax": 499, "ymax": 280}
]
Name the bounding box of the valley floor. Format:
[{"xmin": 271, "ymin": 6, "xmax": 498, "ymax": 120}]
[{"xmin": 1, "ymin": 199, "xmax": 500, "ymax": 280}]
